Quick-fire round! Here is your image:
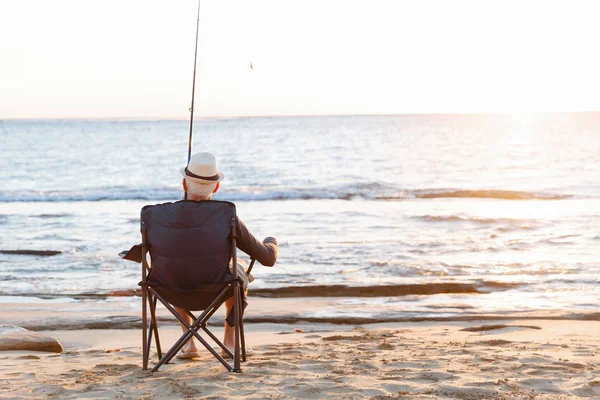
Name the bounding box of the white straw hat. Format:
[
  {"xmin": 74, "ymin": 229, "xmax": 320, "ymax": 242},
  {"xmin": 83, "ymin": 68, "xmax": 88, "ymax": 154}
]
[{"xmin": 180, "ymin": 152, "xmax": 224, "ymax": 184}]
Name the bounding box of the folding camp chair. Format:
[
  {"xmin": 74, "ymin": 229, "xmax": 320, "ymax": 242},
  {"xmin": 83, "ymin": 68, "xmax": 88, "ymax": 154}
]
[{"xmin": 120, "ymin": 200, "xmax": 254, "ymax": 373}]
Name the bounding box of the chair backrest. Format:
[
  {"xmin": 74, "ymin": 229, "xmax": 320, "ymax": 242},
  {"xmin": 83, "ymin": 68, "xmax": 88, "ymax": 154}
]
[{"xmin": 141, "ymin": 200, "xmax": 236, "ymax": 291}]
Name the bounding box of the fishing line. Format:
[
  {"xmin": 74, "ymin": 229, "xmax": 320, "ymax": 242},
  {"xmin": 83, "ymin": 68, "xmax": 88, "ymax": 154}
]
[{"xmin": 185, "ymin": 0, "xmax": 202, "ymax": 200}]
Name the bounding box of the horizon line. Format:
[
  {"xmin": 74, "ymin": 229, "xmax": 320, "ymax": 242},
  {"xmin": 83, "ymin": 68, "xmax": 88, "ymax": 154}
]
[{"xmin": 2, "ymin": 110, "xmax": 600, "ymax": 122}]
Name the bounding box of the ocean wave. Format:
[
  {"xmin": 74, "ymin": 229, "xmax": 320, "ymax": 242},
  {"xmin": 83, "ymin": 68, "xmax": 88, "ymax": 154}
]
[
  {"xmin": 0, "ymin": 187, "xmax": 574, "ymax": 203},
  {"xmin": 415, "ymin": 215, "xmax": 529, "ymax": 224},
  {"xmin": 0, "ymin": 188, "xmax": 179, "ymax": 202},
  {"xmin": 383, "ymin": 189, "xmax": 571, "ymax": 201}
]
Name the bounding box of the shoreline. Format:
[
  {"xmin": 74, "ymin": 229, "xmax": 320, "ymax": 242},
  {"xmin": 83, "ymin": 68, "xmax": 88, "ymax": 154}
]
[
  {"xmin": 0, "ymin": 280, "xmax": 522, "ymax": 299},
  {"xmin": 1, "ymin": 297, "xmax": 599, "ymax": 332}
]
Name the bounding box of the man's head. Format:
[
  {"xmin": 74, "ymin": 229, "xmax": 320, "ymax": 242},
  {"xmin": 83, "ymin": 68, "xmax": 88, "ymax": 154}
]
[{"xmin": 180, "ymin": 152, "xmax": 223, "ymax": 201}]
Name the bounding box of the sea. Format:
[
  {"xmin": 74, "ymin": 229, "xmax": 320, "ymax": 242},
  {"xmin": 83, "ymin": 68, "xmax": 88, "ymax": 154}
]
[{"xmin": 1, "ymin": 113, "xmax": 599, "ymax": 323}]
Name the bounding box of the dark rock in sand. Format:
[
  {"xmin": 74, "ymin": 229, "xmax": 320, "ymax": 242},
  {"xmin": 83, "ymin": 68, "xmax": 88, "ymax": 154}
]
[
  {"xmin": 14, "ymin": 316, "xmax": 139, "ymax": 332},
  {"xmin": 0, "ymin": 250, "xmax": 62, "ymax": 256},
  {"xmin": 0, "ymin": 325, "xmax": 63, "ymax": 353},
  {"xmin": 252, "ymin": 283, "xmax": 481, "ymax": 298},
  {"xmin": 461, "ymin": 324, "xmax": 541, "ymax": 332},
  {"xmin": 476, "ymin": 339, "xmax": 513, "ymax": 346}
]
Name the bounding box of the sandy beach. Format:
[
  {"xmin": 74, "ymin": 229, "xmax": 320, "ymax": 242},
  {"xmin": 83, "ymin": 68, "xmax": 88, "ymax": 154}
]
[{"xmin": 1, "ymin": 298, "xmax": 598, "ymax": 399}]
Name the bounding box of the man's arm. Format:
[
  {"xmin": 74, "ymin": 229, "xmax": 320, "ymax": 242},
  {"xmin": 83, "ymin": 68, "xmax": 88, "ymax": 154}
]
[{"xmin": 235, "ymin": 217, "xmax": 278, "ymax": 266}]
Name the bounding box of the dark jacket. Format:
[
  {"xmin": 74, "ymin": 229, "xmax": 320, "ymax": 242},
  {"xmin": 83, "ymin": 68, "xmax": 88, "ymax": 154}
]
[{"xmin": 236, "ymin": 217, "xmax": 278, "ymax": 267}]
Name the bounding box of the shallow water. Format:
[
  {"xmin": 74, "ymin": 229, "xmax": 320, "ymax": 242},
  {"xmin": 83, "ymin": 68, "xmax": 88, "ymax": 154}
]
[{"xmin": 1, "ymin": 114, "xmax": 599, "ymax": 320}]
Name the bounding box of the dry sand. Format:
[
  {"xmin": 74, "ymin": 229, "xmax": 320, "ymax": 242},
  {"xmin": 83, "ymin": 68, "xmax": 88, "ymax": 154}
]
[{"xmin": 1, "ymin": 315, "xmax": 599, "ymax": 399}]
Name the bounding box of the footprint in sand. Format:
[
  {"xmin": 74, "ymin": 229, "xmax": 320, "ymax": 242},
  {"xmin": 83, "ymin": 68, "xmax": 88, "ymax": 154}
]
[
  {"xmin": 93, "ymin": 363, "xmax": 139, "ymax": 372},
  {"xmin": 573, "ymin": 380, "xmax": 600, "ymax": 397},
  {"xmin": 409, "ymin": 372, "xmax": 458, "ymax": 383},
  {"xmin": 248, "ymin": 361, "xmax": 278, "ymax": 368}
]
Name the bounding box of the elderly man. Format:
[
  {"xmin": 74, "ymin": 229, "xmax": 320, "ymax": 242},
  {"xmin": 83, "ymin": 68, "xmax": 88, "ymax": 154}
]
[{"xmin": 175, "ymin": 152, "xmax": 278, "ymax": 359}]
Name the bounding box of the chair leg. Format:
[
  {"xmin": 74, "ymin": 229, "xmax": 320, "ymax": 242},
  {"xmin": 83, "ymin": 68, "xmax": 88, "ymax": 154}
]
[
  {"xmin": 149, "ymin": 287, "xmax": 235, "ymax": 373},
  {"xmin": 202, "ymin": 326, "xmax": 232, "ymax": 358},
  {"xmin": 233, "ymin": 282, "xmax": 241, "ymax": 373},
  {"xmin": 141, "ymin": 286, "xmax": 148, "ymax": 371},
  {"xmin": 240, "ymin": 290, "xmax": 246, "ymax": 362},
  {"xmin": 150, "ymin": 296, "xmax": 198, "ymax": 370},
  {"xmin": 160, "ymin": 307, "xmax": 232, "ymax": 370},
  {"xmin": 150, "ymin": 295, "xmax": 162, "ymax": 360},
  {"xmin": 238, "ymin": 287, "xmax": 247, "ymax": 362},
  {"xmin": 153, "ymin": 321, "xmax": 233, "ymax": 373},
  {"xmin": 146, "ymin": 314, "xmax": 153, "ymax": 360},
  {"xmin": 151, "ymin": 306, "xmax": 200, "ymax": 371},
  {"xmin": 155, "ymin": 331, "xmax": 190, "ymax": 370},
  {"xmin": 146, "ymin": 293, "xmax": 154, "ymax": 359}
]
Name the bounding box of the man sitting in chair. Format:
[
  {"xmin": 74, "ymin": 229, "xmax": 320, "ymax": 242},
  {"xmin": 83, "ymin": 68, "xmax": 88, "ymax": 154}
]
[{"xmin": 175, "ymin": 152, "xmax": 278, "ymax": 359}]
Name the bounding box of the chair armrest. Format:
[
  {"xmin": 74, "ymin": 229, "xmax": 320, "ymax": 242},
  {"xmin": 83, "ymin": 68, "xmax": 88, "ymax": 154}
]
[{"xmin": 118, "ymin": 244, "xmax": 145, "ymax": 263}]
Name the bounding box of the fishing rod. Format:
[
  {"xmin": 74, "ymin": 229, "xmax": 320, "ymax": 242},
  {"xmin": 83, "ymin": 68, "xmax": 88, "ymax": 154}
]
[{"xmin": 185, "ymin": 0, "xmax": 202, "ymax": 200}]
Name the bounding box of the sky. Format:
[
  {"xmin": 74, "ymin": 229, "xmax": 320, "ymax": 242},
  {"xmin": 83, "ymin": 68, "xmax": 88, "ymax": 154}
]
[{"xmin": 1, "ymin": 0, "xmax": 599, "ymax": 118}]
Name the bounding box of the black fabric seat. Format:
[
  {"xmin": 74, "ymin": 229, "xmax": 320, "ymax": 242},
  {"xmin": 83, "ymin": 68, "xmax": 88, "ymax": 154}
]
[{"xmin": 121, "ymin": 200, "xmax": 249, "ymax": 373}]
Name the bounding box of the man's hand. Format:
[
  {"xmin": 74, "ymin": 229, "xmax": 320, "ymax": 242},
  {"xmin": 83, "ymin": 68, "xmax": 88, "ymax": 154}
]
[{"xmin": 263, "ymin": 237, "xmax": 277, "ymax": 246}]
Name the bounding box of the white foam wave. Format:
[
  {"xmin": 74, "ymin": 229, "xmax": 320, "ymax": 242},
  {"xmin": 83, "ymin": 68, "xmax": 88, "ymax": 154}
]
[
  {"xmin": 0, "ymin": 186, "xmax": 376, "ymax": 202},
  {"xmin": 0, "ymin": 186, "xmax": 575, "ymax": 203},
  {"xmin": 0, "ymin": 188, "xmax": 179, "ymax": 202}
]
